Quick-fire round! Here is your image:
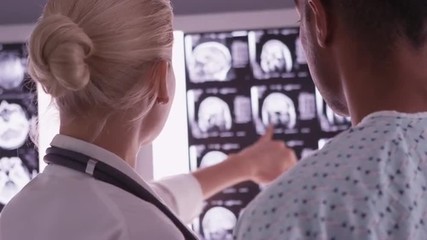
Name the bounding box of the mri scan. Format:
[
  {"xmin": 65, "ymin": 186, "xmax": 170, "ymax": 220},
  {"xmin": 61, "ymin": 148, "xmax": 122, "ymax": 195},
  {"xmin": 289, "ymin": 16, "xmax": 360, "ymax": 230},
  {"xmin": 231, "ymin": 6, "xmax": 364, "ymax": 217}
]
[
  {"xmin": 0, "ymin": 157, "xmax": 32, "ymax": 205},
  {"xmin": 315, "ymin": 89, "xmax": 351, "ymax": 132},
  {"xmin": 261, "ymin": 92, "xmax": 297, "ymax": 129},
  {"xmin": 185, "ymin": 32, "xmax": 253, "ymax": 83},
  {"xmin": 187, "ymin": 89, "xmax": 235, "ymax": 139},
  {"xmin": 0, "ymin": 100, "xmax": 30, "ymax": 150},
  {"xmin": 251, "ymin": 85, "xmax": 300, "ymax": 135},
  {"xmin": 200, "ymin": 151, "xmax": 228, "ymax": 169},
  {"xmin": 260, "ymin": 40, "xmax": 293, "ymax": 74},
  {"xmin": 249, "ymin": 29, "xmax": 300, "ymax": 79},
  {"xmin": 202, "ymin": 207, "xmax": 237, "ymax": 240},
  {"xmin": 191, "ymin": 42, "xmax": 232, "ymax": 82},
  {"xmin": 198, "ymin": 97, "xmax": 233, "ymax": 133},
  {"xmin": 0, "ymin": 43, "xmax": 39, "ymax": 212},
  {"xmin": 189, "ymin": 143, "xmax": 241, "ymax": 172},
  {"xmin": 0, "ymin": 53, "xmax": 25, "ymax": 91},
  {"xmin": 185, "ymin": 34, "xmax": 235, "ymax": 83},
  {"xmin": 184, "ymin": 27, "xmax": 351, "ymax": 237}
]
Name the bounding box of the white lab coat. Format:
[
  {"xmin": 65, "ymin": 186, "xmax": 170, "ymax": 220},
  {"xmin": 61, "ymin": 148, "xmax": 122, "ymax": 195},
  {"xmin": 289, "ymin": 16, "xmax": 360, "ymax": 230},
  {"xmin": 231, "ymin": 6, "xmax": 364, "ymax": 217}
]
[{"xmin": 0, "ymin": 135, "xmax": 204, "ymax": 240}]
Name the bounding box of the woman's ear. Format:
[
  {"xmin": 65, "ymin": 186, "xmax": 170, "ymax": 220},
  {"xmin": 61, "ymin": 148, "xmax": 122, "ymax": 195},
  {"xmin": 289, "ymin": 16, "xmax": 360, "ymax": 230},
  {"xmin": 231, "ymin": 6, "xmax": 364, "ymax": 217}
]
[{"xmin": 151, "ymin": 60, "xmax": 169, "ymax": 105}]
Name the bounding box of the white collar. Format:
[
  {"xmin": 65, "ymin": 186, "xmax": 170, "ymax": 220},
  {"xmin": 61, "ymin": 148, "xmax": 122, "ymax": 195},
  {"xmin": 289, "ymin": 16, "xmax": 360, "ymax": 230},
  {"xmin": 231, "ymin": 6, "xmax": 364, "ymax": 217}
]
[{"xmin": 47, "ymin": 134, "xmax": 156, "ymax": 195}]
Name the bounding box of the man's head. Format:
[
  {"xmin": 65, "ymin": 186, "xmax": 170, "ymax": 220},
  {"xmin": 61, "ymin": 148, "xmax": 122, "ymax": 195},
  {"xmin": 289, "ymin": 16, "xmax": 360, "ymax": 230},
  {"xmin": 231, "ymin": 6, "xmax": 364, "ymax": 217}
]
[{"xmin": 295, "ymin": 0, "xmax": 427, "ymax": 117}]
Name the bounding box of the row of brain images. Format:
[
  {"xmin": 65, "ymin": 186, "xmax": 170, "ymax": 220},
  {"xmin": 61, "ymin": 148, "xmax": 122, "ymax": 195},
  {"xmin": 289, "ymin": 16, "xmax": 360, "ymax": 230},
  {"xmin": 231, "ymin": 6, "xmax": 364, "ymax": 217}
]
[{"xmin": 0, "ymin": 44, "xmax": 39, "ymax": 211}]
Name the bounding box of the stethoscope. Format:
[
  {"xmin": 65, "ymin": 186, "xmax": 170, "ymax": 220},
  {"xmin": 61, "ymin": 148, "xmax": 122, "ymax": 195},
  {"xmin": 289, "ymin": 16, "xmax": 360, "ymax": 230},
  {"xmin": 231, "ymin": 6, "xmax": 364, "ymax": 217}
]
[{"xmin": 44, "ymin": 146, "xmax": 198, "ymax": 240}]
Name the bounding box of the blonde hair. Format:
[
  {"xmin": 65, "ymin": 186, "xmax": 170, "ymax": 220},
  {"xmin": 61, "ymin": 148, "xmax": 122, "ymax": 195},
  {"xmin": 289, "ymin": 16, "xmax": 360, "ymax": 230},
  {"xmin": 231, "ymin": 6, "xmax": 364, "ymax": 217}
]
[{"xmin": 28, "ymin": 0, "xmax": 174, "ymax": 118}]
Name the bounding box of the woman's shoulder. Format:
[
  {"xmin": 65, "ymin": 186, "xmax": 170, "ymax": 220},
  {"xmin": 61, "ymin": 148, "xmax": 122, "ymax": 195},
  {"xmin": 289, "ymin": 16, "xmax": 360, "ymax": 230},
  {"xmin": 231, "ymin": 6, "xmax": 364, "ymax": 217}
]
[
  {"xmin": 94, "ymin": 179, "xmax": 185, "ymax": 239},
  {"xmin": 1, "ymin": 165, "xmax": 184, "ymax": 240}
]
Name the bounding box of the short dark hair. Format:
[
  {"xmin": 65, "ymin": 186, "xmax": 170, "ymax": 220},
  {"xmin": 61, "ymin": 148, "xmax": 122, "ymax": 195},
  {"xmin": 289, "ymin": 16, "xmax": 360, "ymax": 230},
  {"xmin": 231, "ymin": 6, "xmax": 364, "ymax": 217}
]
[{"xmin": 318, "ymin": 0, "xmax": 427, "ymax": 51}]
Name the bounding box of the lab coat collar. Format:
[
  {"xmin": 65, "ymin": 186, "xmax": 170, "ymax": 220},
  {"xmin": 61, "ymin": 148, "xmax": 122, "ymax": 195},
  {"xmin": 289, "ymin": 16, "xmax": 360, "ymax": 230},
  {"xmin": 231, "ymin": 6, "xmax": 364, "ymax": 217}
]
[{"xmin": 47, "ymin": 134, "xmax": 157, "ymax": 196}]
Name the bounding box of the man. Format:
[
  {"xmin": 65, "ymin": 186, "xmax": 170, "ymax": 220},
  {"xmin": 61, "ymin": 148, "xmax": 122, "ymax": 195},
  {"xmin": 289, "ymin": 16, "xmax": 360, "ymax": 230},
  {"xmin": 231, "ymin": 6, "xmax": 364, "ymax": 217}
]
[{"xmin": 235, "ymin": 0, "xmax": 427, "ymax": 239}]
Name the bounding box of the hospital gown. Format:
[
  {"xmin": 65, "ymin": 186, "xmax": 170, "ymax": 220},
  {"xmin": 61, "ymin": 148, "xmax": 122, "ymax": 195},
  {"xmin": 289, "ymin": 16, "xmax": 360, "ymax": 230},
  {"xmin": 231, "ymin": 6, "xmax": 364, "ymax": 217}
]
[{"xmin": 235, "ymin": 112, "xmax": 427, "ymax": 240}]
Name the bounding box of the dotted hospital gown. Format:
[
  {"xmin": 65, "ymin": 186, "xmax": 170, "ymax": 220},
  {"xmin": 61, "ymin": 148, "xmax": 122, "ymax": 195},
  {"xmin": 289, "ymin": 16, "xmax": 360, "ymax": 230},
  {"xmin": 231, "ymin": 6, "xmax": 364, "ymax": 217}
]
[{"xmin": 235, "ymin": 112, "xmax": 427, "ymax": 240}]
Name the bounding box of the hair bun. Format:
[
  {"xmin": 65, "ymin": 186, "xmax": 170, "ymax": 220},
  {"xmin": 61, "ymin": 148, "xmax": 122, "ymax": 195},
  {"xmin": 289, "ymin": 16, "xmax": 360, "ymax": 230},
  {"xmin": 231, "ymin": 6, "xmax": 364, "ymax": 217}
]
[{"xmin": 28, "ymin": 14, "xmax": 94, "ymax": 97}]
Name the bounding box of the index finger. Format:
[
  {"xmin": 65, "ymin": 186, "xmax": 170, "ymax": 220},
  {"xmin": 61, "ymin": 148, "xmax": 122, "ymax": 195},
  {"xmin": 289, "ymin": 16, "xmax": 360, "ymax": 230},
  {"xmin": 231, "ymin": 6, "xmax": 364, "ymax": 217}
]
[{"xmin": 260, "ymin": 125, "xmax": 274, "ymax": 142}]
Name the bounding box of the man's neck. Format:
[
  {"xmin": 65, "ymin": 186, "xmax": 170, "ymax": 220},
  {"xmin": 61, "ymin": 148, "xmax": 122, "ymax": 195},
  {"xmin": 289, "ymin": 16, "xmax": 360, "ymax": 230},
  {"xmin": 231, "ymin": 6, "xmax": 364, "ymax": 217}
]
[{"xmin": 342, "ymin": 42, "xmax": 427, "ymax": 124}]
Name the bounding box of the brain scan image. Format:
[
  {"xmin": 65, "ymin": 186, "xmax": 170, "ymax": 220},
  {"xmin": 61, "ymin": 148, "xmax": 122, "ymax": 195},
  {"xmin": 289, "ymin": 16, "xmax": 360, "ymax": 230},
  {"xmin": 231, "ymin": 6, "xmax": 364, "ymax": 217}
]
[
  {"xmin": 318, "ymin": 101, "xmax": 351, "ymax": 132},
  {"xmin": 316, "ymin": 89, "xmax": 351, "ymax": 132},
  {"xmin": 198, "ymin": 97, "xmax": 232, "ymax": 133},
  {"xmin": 202, "ymin": 207, "xmax": 237, "ymax": 240},
  {"xmin": 190, "ymin": 42, "xmax": 232, "ymax": 82},
  {"xmin": 200, "ymin": 151, "xmax": 228, "ymax": 169},
  {"xmin": 261, "ymin": 93, "xmax": 297, "ymax": 129},
  {"xmin": 0, "ymin": 101, "xmax": 30, "ymax": 150},
  {"xmin": 0, "ymin": 157, "xmax": 31, "ymax": 205},
  {"xmin": 0, "ymin": 53, "xmax": 25, "ymax": 90},
  {"xmin": 325, "ymin": 105, "xmax": 350, "ymax": 125},
  {"xmin": 260, "ymin": 40, "xmax": 293, "ymax": 74}
]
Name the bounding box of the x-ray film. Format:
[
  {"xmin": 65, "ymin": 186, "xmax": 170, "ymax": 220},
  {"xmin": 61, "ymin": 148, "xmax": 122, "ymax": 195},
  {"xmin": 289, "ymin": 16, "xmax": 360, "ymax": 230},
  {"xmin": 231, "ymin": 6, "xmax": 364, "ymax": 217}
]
[
  {"xmin": 0, "ymin": 44, "xmax": 33, "ymax": 95},
  {"xmin": 0, "ymin": 148, "xmax": 38, "ymax": 210},
  {"xmin": 185, "ymin": 32, "xmax": 252, "ymax": 84},
  {"xmin": 184, "ymin": 27, "xmax": 351, "ymax": 238},
  {"xmin": 200, "ymin": 151, "xmax": 228, "ymax": 169},
  {"xmin": 0, "ymin": 53, "xmax": 25, "ymax": 91},
  {"xmin": 316, "ymin": 89, "xmax": 351, "ymax": 132},
  {"xmin": 187, "ymin": 87, "xmax": 252, "ymax": 139},
  {"xmin": 248, "ymin": 29, "xmax": 310, "ymax": 80},
  {"xmin": 189, "ymin": 143, "xmax": 241, "ymax": 171},
  {"xmin": 0, "ymin": 100, "xmax": 31, "ymax": 150},
  {"xmin": 0, "ymin": 157, "xmax": 32, "ymax": 205},
  {"xmin": 0, "ymin": 43, "xmax": 39, "ymax": 212},
  {"xmin": 251, "ymin": 83, "xmax": 316, "ymax": 135},
  {"xmin": 201, "ymin": 206, "xmax": 236, "ymax": 240}
]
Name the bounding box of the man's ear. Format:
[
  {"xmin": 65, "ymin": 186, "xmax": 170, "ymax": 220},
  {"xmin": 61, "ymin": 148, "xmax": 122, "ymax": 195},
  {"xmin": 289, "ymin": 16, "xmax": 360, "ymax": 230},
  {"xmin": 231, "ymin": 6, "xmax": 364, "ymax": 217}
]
[
  {"xmin": 151, "ymin": 61, "xmax": 169, "ymax": 104},
  {"xmin": 308, "ymin": 0, "xmax": 330, "ymax": 48}
]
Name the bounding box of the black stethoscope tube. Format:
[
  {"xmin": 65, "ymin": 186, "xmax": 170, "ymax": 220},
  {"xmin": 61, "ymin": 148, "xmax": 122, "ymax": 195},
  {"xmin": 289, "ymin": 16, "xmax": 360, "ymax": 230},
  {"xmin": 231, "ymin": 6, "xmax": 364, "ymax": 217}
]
[{"xmin": 44, "ymin": 146, "xmax": 198, "ymax": 240}]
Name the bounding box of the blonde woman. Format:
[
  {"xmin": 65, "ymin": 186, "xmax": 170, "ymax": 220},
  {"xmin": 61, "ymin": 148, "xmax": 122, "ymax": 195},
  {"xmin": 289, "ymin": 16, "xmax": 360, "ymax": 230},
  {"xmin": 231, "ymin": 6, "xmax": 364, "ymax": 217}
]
[{"xmin": 0, "ymin": 0, "xmax": 296, "ymax": 239}]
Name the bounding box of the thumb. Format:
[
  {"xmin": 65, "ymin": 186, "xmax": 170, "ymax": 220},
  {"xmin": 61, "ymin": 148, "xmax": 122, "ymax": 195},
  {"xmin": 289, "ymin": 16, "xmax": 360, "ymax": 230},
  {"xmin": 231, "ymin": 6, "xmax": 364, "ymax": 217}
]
[{"xmin": 260, "ymin": 125, "xmax": 274, "ymax": 142}]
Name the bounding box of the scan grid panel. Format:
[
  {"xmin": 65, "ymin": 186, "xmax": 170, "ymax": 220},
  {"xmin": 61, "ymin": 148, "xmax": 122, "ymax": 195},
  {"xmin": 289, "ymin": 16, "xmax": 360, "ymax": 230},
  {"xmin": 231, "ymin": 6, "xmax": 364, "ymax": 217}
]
[
  {"xmin": 0, "ymin": 43, "xmax": 39, "ymax": 212},
  {"xmin": 184, "ymin": 27, "xmax": 351, "ymax": 240}
]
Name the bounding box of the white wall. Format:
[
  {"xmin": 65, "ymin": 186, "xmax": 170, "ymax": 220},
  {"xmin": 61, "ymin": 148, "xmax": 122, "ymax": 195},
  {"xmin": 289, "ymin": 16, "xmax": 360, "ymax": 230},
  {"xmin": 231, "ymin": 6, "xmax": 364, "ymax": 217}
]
[{"xmin": 0, "ymin": 9, "xmax": 299, "ymax": 180}]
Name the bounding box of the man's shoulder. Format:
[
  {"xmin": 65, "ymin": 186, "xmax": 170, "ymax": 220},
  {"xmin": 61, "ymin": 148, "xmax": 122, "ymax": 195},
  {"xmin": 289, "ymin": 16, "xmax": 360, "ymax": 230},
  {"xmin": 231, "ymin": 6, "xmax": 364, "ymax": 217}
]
[{"xmin": 259, "ymin": 124, "xmax": 392, "ymax": 203}]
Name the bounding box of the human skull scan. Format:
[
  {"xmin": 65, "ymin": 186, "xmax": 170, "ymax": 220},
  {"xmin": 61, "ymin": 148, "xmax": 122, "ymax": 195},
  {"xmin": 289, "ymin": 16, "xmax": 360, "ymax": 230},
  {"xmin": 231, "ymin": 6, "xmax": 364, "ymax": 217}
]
[
  {"xmin": 0, "ymin": 53, "xmax": 25, "ymax": 90},
  {"xmin": 200, "ymin": 151, "xmax": 228, "ymax": 169},
  {"xmin": 202, "ymin": 207, "xmax": 237, "ymax": 240},
  {"xmin": 260, "ymin": 39, "xmax": 293, "ymax": 74},
  {"xmin": 261, "ymin": 93, "xmax": 296, "ymax": 129},
  {"xmin": 0, "ymin": 157, "xmax": 31, "ymax": 205},
  {"xmin": 315, "ymin": 89, "xmax": 351, "ymax": 132},
  {"xmin": 198, "ymin": 97, "xmax": 232, "ymax": 133},
  {"xmin": 0, "ymin": 101, "xmax": 30, "ymax": 150},
  {"xmin": 326, "ymin": 105, "xmax": 349, "ymax": 125},
  {"xmin": 191, "ymin": 42, "xmax": 232, "ymax": 82}
]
